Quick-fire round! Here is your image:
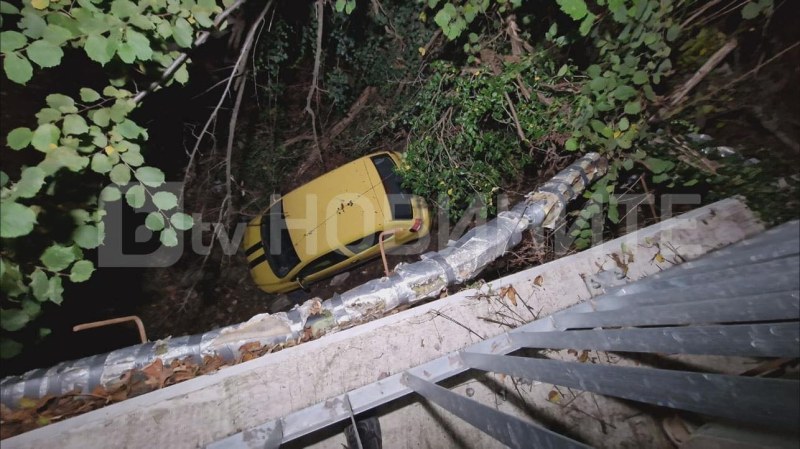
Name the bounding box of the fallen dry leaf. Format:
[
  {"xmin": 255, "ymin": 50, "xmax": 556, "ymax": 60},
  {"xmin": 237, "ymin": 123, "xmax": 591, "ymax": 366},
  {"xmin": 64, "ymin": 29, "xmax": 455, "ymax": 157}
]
[
  {"xmin": 506, "ymin": 286, "xmax": 518, "ymax": 307},
  {"xmin": 141, "ymin": 359, "xmax": 172, "ymax": 389},
  {"xmin": 547, "ymin": 390, "xmax": 562, "ymax": 404},
  {"xmin": 533, "ymin": 275, "xmax": 544, "ymax": 287}
]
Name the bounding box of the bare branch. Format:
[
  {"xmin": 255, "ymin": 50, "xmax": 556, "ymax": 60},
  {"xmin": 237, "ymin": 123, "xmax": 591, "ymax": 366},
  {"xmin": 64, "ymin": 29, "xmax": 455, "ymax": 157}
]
[
  {"xmin": 296, "ymin": 0, "xmax": 326, "ymax": 176},
  {"xmin": 180, "ymin": 0, "xmax": 275, "ymax": 202},
  {"xmin": 133, "ymin": 0, "xmax": 248, "ymax": 104}
]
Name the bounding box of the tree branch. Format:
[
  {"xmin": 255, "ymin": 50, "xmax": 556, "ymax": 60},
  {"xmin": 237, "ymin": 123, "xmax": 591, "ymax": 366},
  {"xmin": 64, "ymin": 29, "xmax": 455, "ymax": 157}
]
[
  {"xmin": 180, "ymin": 0, "xmax": 274, "ymax": 202},
  {"xmin": 133, "ymin": 0, "xmax": 248, "ymax": 104},
  {"xmin": 295, "ymin": 0, "xmax": 325, "ymax": 176}
]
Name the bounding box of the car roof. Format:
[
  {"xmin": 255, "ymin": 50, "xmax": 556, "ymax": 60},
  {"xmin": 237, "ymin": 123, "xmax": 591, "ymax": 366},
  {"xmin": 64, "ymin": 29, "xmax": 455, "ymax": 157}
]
[{"xmin": 282, "ymin": 152, "xmax": 394, "ymax": 261}]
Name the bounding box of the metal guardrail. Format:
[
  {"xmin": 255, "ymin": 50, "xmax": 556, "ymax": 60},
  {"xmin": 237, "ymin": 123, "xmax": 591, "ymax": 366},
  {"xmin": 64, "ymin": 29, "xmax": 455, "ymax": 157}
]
[{"xmin": 208, "ymin": 220, "xmax": 800, "ymax": 448}]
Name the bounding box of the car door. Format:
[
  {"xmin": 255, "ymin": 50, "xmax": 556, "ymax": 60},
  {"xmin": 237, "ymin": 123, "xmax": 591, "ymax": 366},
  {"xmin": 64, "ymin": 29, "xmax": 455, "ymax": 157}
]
[{"xmin": 295, "ymin": 249, "xmax": 355, "ymax": 284}]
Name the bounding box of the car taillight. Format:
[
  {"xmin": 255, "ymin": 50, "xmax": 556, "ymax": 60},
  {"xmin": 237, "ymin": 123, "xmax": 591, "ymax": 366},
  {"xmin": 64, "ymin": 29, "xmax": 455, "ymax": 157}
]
[{"xmin": 410, "ymin": 218, "xmax": 422, "ymax": 232}]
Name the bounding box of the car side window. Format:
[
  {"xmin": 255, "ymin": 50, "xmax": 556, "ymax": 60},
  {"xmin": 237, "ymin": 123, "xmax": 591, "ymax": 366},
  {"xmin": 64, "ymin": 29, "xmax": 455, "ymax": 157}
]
[
  {"xmin": 297, "ymin": 250, "xmax": 349, "ymax": 279},
  {"xmin": 345, "ymin": 232, "xmax": 382, "ymax": 254}
]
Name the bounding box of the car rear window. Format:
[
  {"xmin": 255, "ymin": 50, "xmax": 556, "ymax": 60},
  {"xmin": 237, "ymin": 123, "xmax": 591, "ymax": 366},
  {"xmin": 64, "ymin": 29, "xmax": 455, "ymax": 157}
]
[
  {"xmin": 260, "ymin": 200, "xmax": 301, "ymax": 278},
  {"xmin": 371, "ymin": 155, "xmax": 413, "ymax": 220}
]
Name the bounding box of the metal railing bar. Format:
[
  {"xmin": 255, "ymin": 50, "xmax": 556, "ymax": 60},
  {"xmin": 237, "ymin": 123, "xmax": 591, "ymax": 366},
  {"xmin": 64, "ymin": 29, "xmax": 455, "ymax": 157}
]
[
  {"xmin": 610, "ymin": 259, "xmax": 798, "ymax": 296},
  {"xmin": 402, "ymin": 372, "xmax": 591, "ymax": 449},
  {"xmin": 459, "ymin": 352, "xmax": 800, "ymax": 432},
  {"xmin": 647, "ymin": 240, "xmax": 798, "ymax": 280},
  {"xmin": 585, "ymin": 289, "xmax": 799, "ymax": 314},
  {"xmin": 554, "ymin": 292, "xmax": 799, "ymax": 330},
  {"xmin": 509, "ymin": 322, "xmax": 800, "ymax": 357}
]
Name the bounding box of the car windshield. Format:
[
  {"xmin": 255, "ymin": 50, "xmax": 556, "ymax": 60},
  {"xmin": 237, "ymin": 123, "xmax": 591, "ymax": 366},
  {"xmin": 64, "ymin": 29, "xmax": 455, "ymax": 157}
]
[
  {"xmin": 260, "ymin": 200, "xmax": 301, "ymax": 278},
  {"xmin": 371, "ymin": 155, "xmax": 413, "ymax": 220}
]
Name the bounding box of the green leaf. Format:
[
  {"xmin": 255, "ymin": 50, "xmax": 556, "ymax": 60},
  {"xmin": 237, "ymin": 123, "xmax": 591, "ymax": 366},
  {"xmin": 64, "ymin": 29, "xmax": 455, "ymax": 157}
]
[
  {"xmin": 125, "ymin": 184, "xmax": 145, "ymax": 208},
  {"xmin": 578, "ymin": 12, "xmax": 595, "ymax": 36},
  {"xmin": 39, "ymin": 328, "xmax": 51, "ymax": 338},
  {"xmin": 109, "ymin": 99, "xmax": 135, "ymax": 122},
  {"xmin": 30, "ymin": 269, "xmax": 49, "ymax": 301},
  {"xmin": 0, "ymin": 31, "xmax": 26, "ymax": 52},
  {"xmin": 40, "ymin": 244, "xmax": 76, "ymax": 271},
  {"xmin": 20, "ymin": 11, "xmax": 47, "ymax": 39},
  {"xmin": 99, "ymin": 185, "xmax": 121, "ymax": 201},
  {"xmin": 110, "ymin": 0, "xmax": 138, "ymax": 18},
  {"xmin": 555, "ymin": 0, "xmax": 588, "ymax": 20},
  {"xmin": 79, "ymin": 87, "xmax": 101, "ymax": 102},
  {"xmin": 45, "ymin": 93, "xmax": 76, "ymax": 112},
  {"xmin": 0, "ymin": 202, "xmax": 36, "ymax": 237},
  {"xmin": 135, "ymin": 166, "xmax": 165, "ymax": 187},
  {"xmin": 433, "ymin": 4, "xmax": 453, "ymax": 29},
  {"xmin": 613, "ymin": 85, "xmax": 637, "ymax": 101},
  {"xmin": 741, "ymin": 1, "xmax": 761, "ymax": 19},
  {"xmin": 652, "ymin": 173, "xmax": 670, "ymax": 183},
  {"xmin": 26, "ymin": 39, "xmax": 63, "ymax": 68},
  {"xmin": 173, "ymin": 17, "xmax": 193, "ymax": 48},
  {"xmin": 69, "ymin": 260, "xmax": 95, "ymax": 282},
  {"xmin": 36, "ymin": 107, "xmax": 61, "ymax": 124},
  {"xmin": 645, "ymin": 157, "xmax": 675, "ymax": 174},
  {"xmin": 344, "ymin": 0, "xmax": 355, "ymax": 14},
  {"xmin": 15, "ymin": 166, "xmax": 46, "ymax": 198},
  {"xmin": 47, "ymin": 276, "xmax": 63, "ymax": 304},
  {"xmin": 7, "ymin": 127, "xmax": 32, "ymax": 150},
  {"xmin": 0, "ymin": 338, "xmax": 23, "ymax": 359},
  {"xmin": 120, "ymin": 149, "xmax": 143, "ymax": 166},
  {"xmin": 84, "ymin": 34, "xmax": 115, "ymax": 65},
  {"xmin": 624, "ymin": 100, "xmax": 642, "ymax": 114},
  {"xmin": 42, "ymin": 147, "xmax": 88, "ymax": 172},
  {"xmin": 43, "ymin": 24, "xmax": 73, "ymax": 45},
  {"xmin": 160, "ymin": 227, "xmax": 178, "ymax": 247},
  {"xmin": 622, "ymin": 158, "xmax": 634, "ymax": 170},
  {"xmin": 91, "ymin": 108, "xmax": 111, "ymax": 127},
  {"xmin": 90, "ymin": 153, "xmax": 112, "ymax": 173},
  {"xmin": 632, "ymin": 71, "xmax": 648, "ymax": 85},
  {"xmin": 0, "ymin": 1, "xmax": 20, "ymax": 14},
  {"xmin": 152, "ymin": 191, "xmax": 177, "ymax": 210},
  {"xmin": 156, "ymin": 20, "xmax": 172, "ymax": 38},
  {"xmin": 125, "ymin": 28, "xmax": 152, "ymax": 61},
  {"xmin": 73, "ymin": 224, "xmax": 102, "ymax": 249},
  {"xmin": 3, "ymin": 52, "xmax": 33, "ymax": 84},
  {"xmin": 116, "ymin": 119, "xmax": 143, "ymax": 139},
  {"xmin": 0, "ymin": 171, "xmax": 8, "ymax": 187},
  {"xmin": 618, "ymin": 117, "xmax": 630, "ymax": 131},
  {"xmin": 607, "ymin": 203, "xmax": 620, "ymax": 223},
  {"xmin": 145, "ymin": 211, "xmax": 165, "ymax": 231},
  {"xmin": 116, "ymin": 42, "xmax": 136, "ymax": 63},
  {"xmin": 174, "ymin": 63, "xmax": 189, "ymax": 84},
  {"xmin": 334, "ymin": 0, "xmax": 345, "ymax": 12},
  {"xmin": 0, "ymin": 308, "xmax": 28, "ymax": 332},
  {"xmin": 666, "ymin": 25, "xmax": 680, "ymax": 42},
  {"xmin": 565, "ymin": 138, "xmax": 578, "ymax": 151},
  {"xmin": 109, "ymin": 163, "xmax": 131, "ymax": 185},
  {"xmin": 31, "ymin": 123, "xmax": 60, "ymax": 151},
  {"xmin": 170, "ymin": 212, "xmax": 193, "ymax": 230},
  {"xmin": 63, "ymin": 114, "xmax": 89, "ymax": 135}
]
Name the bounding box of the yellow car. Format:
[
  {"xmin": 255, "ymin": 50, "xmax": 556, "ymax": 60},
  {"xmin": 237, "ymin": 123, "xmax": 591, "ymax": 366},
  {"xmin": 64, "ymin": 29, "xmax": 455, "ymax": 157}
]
[{"xmin": 243, "ymin": 151, "xmax": 431, "ymax": 293}]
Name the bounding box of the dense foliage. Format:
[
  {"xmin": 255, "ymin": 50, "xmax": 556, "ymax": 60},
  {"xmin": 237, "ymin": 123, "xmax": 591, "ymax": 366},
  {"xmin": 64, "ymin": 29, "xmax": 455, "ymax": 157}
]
[
  {"xmin": 1, "ymin": 0, "xmax": 212, "ymax": 357},
  {"xmin": 1, "ymin": 0, "xmax": 796, "ymax": 361}
]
